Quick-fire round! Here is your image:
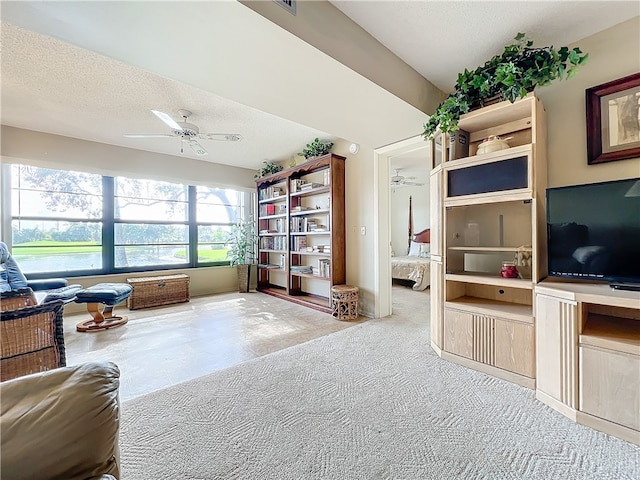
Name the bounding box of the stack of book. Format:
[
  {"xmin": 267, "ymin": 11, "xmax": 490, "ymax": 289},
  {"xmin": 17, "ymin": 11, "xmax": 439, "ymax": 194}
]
[
  {"xmin": 291, "ymin": 237, "xmax": 307, "ymax": 251},
  {"xmin": 258, "ymin": 263, "xmax": 281, "ymax": 269},
  {"xmin": 317, "ymin": 259, "xmax": 330, "ymax": 277},
  {"xmin": 300, "ymin": 182, "xmax": 323, "ymax": 191},
  {"xmin": 290, "ymin": 265, "xmax": 313, "ymax": 274}
]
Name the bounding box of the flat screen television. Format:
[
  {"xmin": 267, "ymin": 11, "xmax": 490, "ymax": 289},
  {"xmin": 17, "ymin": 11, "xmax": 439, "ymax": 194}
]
[{"xmin": 546, "ymin": 177, "xmax": 640, "ymax": 290}]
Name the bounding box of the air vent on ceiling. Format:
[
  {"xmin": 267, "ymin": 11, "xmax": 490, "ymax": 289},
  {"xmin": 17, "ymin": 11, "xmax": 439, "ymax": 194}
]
[{"xmin": 273, "ymin": 0, "xmax": 296, "ymax": 15}]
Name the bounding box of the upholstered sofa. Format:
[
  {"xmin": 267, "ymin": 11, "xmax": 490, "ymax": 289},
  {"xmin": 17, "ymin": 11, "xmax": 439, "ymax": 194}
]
[{"xmin": 0, "ymin": 361, "xmax": 121, "ymax": 479}]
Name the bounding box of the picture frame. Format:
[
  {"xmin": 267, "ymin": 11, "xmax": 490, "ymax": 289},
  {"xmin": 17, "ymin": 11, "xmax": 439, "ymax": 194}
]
[{"xmin": 586, "ymin": 72, "xmax": 640, "ymax": 165}]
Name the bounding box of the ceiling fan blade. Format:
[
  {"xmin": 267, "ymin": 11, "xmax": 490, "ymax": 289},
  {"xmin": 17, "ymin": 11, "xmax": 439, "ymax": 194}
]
[
  {"xmin": 188, "ymin": 139, "xmax": 208, "ymax": 156},
  {"xmin": 124, "ymin": 134, "xmax": 174, "ymax": 138},
  {"xmin": 198, "ymin": 133, "xmax": 243, "ymax": 142},
  {"xmin": 152, "ymin": 110, "xmax": 183, "ymax": 131},
  {"xmin": 404, "ymin": 181, "xmax": 424, "ymax": 186}
]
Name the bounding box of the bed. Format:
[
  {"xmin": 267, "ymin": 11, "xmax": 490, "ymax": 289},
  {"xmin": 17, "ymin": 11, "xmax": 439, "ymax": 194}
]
[{"xmin": 391, "ymin": 201, "xmax": 431, "ymax": 291}]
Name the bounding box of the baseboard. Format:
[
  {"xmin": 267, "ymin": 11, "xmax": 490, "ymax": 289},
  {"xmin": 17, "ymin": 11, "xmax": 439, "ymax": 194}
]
[
  {"xmin": 535, "ymin": 390, "xmax": 578, "ymax": 421},
  {"xmin": 440, "ymin": 351, "xmax": 536, "ymax": 389},
  {"xmin": 576, "ymin": 411, "xmax": 640, "ymax": 446}
]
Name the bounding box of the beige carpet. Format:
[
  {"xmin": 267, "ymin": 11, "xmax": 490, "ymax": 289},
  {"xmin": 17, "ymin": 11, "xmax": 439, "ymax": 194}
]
[{"xmin": 120, "ymin": 289, "xmax": 639, "ymax": 479}]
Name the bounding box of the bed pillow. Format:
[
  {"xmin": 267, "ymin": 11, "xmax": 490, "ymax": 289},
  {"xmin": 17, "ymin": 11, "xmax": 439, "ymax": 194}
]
[{"xmin": 408, "ymin": 241, "xmax": 421, "ymax": 256}]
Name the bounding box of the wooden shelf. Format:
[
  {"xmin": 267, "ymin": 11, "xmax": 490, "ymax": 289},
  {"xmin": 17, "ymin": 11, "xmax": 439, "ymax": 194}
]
[
  {"xmin": 290, "ymin": 208, "xmax": 330, "ymax": 216},
  {"xmin": 258, "ymin": 196, "xmax": 286, "ymax": 204},
  {"xmin": 446, "ymin": 273, "xmax": 534, "ymax": 289},
  {"xmin": 448, "ymin": 246, "xmax": 532, "ymax": 252},
  {"xmin": 445, "ymin": 296, "xmax": 533, "ymax": 323},
  {"xmin": 456, "ymin": 94, "xmax": 535, "ymax": 133},
  {"xmin": 580, "ymin": 314, "xmax": 640, "ymax": 355},
  {"xmin": 290, "ymin": 185, "xmax": 330, "ymax": 197},
  {"xmin": 256, "ymin": 153, "xmax": 346, "ymax": 313},
  {"xmin": 290, "ymin": 231, "xmax": 330, "ymax": 236},
  {"xmin": 432, "ymin": 93, "xmax": 546, "ymax": 390},
  {"xmin": 292, "ymin": 251, "xmax": 331, "ymax": 256},
  {"xmin": 290, "ymin": 272, "xmax": 331, "ymax": 281}
]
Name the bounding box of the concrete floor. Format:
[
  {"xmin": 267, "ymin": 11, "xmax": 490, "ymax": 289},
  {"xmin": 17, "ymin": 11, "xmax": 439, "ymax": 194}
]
[
  {"xmin": 64, "ymin": 286, "xmax": 428, "ymax": 401},
  {"xmin": 63, "ymin": 290, "xmax": 367, "ymax": 401}
]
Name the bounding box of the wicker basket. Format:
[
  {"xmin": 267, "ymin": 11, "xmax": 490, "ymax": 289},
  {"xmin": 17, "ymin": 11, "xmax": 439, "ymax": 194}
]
[{"xmin": 126, "ymin": 274, "xmax": 190, "ymax": 310}]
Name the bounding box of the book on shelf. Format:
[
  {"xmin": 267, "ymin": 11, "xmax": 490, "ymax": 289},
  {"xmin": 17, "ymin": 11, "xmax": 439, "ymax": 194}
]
[
  {"xmin": 317, "ymin": 258, "xmax": 330, "ymax": 278},
  {"xmin": 290, "ymin": 265, "xmax": 313, "ymax": 274},
  {"xmin": 300, "ymin": 182, "xmax": 323, "ymax": 190},
  {"xmin": 259, "ymin": 186, "xmax": 284, "ymax": 201},
  {"xmin": 258, "ymin": 263, "xmax": 281, "ymax": 269},
  {"xmin": 291, "ymin": 205, "xmax": 312, "ymax": 213},
  {"xmin": 291, "ymin": 236, "xmax": 307, "ymax": 251}
]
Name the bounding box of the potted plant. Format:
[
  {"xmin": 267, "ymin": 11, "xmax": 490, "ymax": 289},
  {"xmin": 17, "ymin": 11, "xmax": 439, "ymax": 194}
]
[
  {"xmin": 254, "ymin": 161, "xmax": 284, "ymax": 179},
  {"xmin": 299, "ymin": 138, "xmax": 334, "ymax": 160},
  {"xmin": 422, "ymin": 33, "xmax": 589, "ymax": 139},
  {"xmin": 226, "ymin": 216, "xmax": 258, "ymax": 293}
]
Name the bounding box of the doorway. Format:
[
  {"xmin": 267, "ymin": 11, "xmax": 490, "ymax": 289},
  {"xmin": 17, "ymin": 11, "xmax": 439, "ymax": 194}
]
[{"xmin": 374, "ymin": 136, "xmax": 432, "ymax": 317}]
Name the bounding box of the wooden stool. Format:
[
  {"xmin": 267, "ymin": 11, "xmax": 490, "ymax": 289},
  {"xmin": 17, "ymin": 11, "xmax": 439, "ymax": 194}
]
[{"xmin": 331, "ymin": 285, "xmax": 359, "ymax": 320}]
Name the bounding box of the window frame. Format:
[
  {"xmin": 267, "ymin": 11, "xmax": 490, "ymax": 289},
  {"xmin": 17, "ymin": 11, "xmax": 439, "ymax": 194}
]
[{"xmin": 4, "ymin": 164, "xmax": 254, "ymax": 278}]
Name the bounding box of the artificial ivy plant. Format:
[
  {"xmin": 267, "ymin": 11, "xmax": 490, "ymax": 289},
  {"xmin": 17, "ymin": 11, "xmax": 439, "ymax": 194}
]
[
  {"xmin": 298, "ymin": 138, "xmax": 334, "ymax": 159},
  {"xmin": 422, "ymin": 33, "xmax": 588, "ymax": 139},
  {"xmin": 254, "ymin": 160, "xmax": 284, "ymax": 179}
]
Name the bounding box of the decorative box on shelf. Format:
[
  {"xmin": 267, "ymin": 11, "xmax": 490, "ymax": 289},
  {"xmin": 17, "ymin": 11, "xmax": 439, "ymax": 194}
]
[{"xmin": 126, "ymin": 273, "xmax": 190, "ymax": 310}]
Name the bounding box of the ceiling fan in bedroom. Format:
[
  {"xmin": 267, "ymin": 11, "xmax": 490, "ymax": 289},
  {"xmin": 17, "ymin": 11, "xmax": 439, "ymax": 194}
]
[
  {"xmin": 124, "ymin": 109, "xmax": 242, "ymax": 156},
  {"xmin": 391, "ymin": 169, "xmax": 424, "ymax": 190}
]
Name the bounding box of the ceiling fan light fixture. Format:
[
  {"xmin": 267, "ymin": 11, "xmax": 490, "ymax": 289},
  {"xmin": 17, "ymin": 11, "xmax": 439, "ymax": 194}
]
[
  {"xmin": 188, "ymin": 139, "xmax": 208, "ymax": 156},
  {"xmin": 125, "ymin": 109, "xmax": 241, "ymax": 155},
  {"xmin": 152, "ymin": 109, "xmax": 183, "ymax": 131}
]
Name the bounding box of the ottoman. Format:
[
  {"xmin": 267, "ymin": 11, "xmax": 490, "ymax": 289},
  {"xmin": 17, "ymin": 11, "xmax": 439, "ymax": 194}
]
[{"xmin": 74, "ymin": 283, "xmax": 133, "ymax": 332}]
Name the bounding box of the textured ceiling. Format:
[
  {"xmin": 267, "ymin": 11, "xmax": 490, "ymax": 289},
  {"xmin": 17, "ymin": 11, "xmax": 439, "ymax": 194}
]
[
  {"xmin": 330, "ymin": 1, "xmax": 640, "ymax": 93},
  {"xmin": 1, "ymin": 22, "xmax": 334, "ymax": 170}
]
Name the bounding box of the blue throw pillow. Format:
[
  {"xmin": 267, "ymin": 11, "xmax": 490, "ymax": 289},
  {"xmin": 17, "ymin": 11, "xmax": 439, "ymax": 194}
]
[{"xmin": 0, "ymin": 242, "xmax": 29, "ymax": 292}]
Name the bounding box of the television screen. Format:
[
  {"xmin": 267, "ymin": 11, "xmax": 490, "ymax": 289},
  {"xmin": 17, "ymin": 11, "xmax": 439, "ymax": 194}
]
[{"xmin": 546, "ymin": 177, "xmax": 640, "ymax": 286}]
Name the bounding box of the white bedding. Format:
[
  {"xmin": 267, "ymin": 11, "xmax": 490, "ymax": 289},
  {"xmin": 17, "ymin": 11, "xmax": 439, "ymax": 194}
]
[{"xmin": 391, "ymin": 255, "xmax": 431, "ymax": 291}]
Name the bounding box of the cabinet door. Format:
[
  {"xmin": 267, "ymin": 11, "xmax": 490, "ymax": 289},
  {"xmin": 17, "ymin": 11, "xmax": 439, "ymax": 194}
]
[
  {"xmin": 494, "ymin": 319, "xmax": 535, "ymax": 378},
  {"xmin": 535, "ymin": 293, "xmax": 579, "ymax": 408},
  {"xmin": 443, "ymin": 309, "xmax": 474, "ymax": 359},
  {"xmin": 430, "ymin": 259, "xmax": 444, "ymax": 349},
  {"xmin": 580, "ymin": 346, "xmax": 640, "ymax": 431}
]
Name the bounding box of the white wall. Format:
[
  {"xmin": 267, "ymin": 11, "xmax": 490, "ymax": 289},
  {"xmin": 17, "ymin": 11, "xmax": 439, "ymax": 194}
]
[
  {"xmin": 0, "ymin": 126, "xmax": 257, "ymax": 191},
  {"xmin": 536, "ymin": 17, "xmax": 640, "ymax": 187},
  {"xmin": 390, "ymin": 186, "xmax": 430, "ymax": 256}
]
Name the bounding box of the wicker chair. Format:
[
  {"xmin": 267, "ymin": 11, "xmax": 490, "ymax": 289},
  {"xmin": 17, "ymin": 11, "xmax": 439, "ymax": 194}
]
[{"xmin": 1, "ymin": 289, "xmax": 66, "ymax": 382}]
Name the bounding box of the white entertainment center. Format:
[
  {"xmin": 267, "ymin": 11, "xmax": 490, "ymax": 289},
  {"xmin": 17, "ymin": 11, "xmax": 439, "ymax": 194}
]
[
  {"xmin": 535, "ymin": 279, "xmax": 639, "ymax": 445},
  {"xmin": 428, "ymin": 94, "xmax": 640, "ymax": 446}
]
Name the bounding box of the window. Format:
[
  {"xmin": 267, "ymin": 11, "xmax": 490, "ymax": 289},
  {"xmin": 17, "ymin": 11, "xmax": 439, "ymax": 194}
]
[
  {"xmin": 114, "ymin": 177, "xmax": 189, "ymax": 269},
  {"xmin": 5, "ymin": 164, "xmax": 253, "ymax": 277},
  {"xmin": 196, "ymin": 186, "xmax": 243, "ymax": 265},
  {"xmin": 10, "ymin": 165, "xmax": 103, "ymax": 274}
]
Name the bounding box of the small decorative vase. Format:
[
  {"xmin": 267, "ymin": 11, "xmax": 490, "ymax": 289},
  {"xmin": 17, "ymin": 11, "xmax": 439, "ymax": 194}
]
[{"xmin": 499, "ymin": 262, "xmax": 519, "ymax": 279}]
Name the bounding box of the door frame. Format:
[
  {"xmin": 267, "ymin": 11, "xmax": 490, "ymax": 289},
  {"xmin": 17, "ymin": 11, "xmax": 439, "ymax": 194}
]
[{"xmin": 374, "ymin": 135, "xmax": 431, "ymax": 318}]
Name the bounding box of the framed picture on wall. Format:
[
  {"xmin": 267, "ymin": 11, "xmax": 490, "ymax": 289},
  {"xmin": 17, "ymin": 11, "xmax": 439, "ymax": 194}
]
[{"xmin": 586, "ymin": 72, "xmax": 640, "ymax": 165}]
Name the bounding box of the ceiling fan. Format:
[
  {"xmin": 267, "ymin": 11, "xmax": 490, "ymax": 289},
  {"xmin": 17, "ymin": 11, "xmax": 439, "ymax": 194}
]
[
  {"xmin": 391, "ymin": 169, "xmax": 424, "ymax": 189},
  {"xmin": 124, "ymin": 109, "xmax": 242, "ymax": 156}
]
